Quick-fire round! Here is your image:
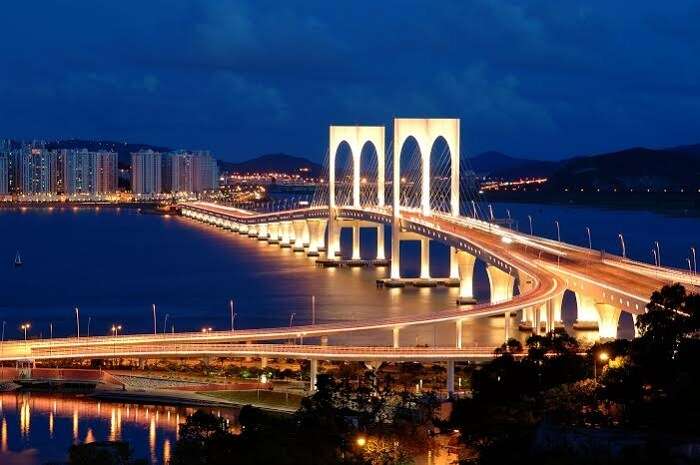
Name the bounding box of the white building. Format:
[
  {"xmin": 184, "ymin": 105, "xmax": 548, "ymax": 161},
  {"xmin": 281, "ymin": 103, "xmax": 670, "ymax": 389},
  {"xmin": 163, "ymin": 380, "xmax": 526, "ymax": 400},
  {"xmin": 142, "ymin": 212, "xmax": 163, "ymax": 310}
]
[{"xmin": 131, "ymin": 149, "xmax": 162, "ymax": 195}]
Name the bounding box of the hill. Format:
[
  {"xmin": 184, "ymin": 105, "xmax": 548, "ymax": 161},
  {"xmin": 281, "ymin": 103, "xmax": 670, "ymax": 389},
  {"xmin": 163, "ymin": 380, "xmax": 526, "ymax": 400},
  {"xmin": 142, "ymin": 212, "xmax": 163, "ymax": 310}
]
[
  {"xmin": 544, "ymin": 147, "xmax": 700, "ymax": 191},
  {"xmin": 466, "ymin": 151, "xmax": 558, "ymax": 178},
  {"xmin": 218, "ymin": 153, "xmax": 323, "ymax": 176}
]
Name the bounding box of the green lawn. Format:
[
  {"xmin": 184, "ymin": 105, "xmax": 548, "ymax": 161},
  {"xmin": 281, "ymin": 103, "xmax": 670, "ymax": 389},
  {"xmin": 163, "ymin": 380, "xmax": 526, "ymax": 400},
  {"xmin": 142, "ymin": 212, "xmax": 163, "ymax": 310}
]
[{"xmin": 201, "ymin": 390, "xmax": 304, "ymax": 410}]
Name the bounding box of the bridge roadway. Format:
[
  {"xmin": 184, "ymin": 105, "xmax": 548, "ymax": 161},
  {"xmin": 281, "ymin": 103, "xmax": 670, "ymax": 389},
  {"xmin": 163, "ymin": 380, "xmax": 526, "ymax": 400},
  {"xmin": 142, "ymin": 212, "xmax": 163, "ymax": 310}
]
[
  {"xmin": 1, "ymin": 202, "xmax": 694, "ymax": 362},
  {"xmin": 4, "ymin": 342, "xmax": 500, "ymax": 363}
]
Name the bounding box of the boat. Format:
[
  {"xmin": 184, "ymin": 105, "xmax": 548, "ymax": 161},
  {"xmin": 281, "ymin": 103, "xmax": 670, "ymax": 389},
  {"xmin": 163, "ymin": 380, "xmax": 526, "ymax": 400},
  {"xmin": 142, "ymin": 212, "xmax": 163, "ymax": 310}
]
[{"xmin": 14, "ymin": 251, "xmax": 22, "ymax": 267}]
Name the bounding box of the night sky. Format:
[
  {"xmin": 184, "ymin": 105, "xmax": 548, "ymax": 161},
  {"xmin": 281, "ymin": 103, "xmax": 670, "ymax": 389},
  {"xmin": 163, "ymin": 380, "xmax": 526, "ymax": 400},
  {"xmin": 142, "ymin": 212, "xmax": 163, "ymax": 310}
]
[{"xmin": 1, "ymin": 1, "xmax": 699, "ymax": 162}]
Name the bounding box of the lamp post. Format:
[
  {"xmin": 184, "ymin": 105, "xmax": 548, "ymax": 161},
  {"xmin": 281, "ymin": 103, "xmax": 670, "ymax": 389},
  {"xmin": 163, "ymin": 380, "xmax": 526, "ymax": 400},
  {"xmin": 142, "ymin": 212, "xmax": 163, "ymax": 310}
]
[
  {"xmin": 152, "ymin": 304, "xmax": 157, "ymax": 335},
  {"xmin": 691, "ymin": 247, "xmax": 697, "ymax": 275},
  {"xmin": 21, "ymin": 323, "xmax": 30, "ymax": 352},
  {"xmin": 594, "ymin": 351, "xmax": 609, "ymax": 379},
  {"xmin": 527, "ymin": 215, "xmax": 533, "ymax": 235},
  {"xmin": 654, "ymin": 241, "xmax": 661, "ymax": 267},
  {"xmin": 311, "ymin": 295, "xmax": 316, "ymax": 326},
  {"xmin": 75, "ymin": 307, "xmax": 80, "ymax": 340},
  {"xmin": 163, "ymin": 314, "xmax": 169, "ymax": 336},
  {"xmin": 1, "ymin": 321, "xmax": 5, "ymax": 358},
  {"xmin": 87, "ymin": 316, "xmax": 91, "ymax": 338},
  {"xmin": 618, "ymin": 234, "xmax": 626, "ymax": 258},
  {"xmin": 230, "ymin": 299, "xmax": 235, "ymax": 332},
  {"xmin": 651, "ymin": 249, "xmax": 658, "ymax": 267},
  {"xmin": 289, "ymin": 312, "xmax": 296, "ymax": 328},
  {"xmin": 488, "ymin": 204, "xmax": 494, "ymax": 221},
  {"xmin": 586, "ymin": 227, "xmax": 592, "ymax": 252}
]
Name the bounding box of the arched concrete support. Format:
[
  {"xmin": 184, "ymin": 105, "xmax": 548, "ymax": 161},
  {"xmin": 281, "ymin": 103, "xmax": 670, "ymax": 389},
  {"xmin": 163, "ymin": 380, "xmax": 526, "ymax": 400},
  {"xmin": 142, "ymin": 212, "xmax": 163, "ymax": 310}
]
[
  {"xmin": 420, "ymin": 237, "xmax": 430, "ymax": 279},
  {"xmin": 449, "ymin": 247, "xmax": 459, "ymax": 279},
  {"xmin": 309, "ymin": 359, "xmax": 318, "ymax": 392},
  {"xmin": 257, "ymin": 223, "xmax": 268, "ymax": 240},
  {"xmin": 455, "ymin": 250, "xmax": 476, "ymax": 304},
  {"xmin": 307, "ymin": 219, "xmax": 327, "ymax": 256},
  {"xmin": 376, "ymin": 224, "xmax": 385, "ymax": 260},
  {"xmin": 393, "ymin": 118, "xmax": 460, "ymax": 217},
  {"xmin": 486, "ymin": 265, "xmax": 515, "ymax": 304},
  {"xmin": 302, "ymin": 221, "xmax": 310, "ymax": 246},
  {"xmin": 268, "ymin": 223, "xmax": 280, "ymax": 243},
  {"xmin": 292, "ymin": 220, "xmax": 306, "ymax": 251},
  {"xmin": 447, "ymin": 360, "xmax": 455, "ymax": 395},
  {"xmin": 390, "ymin": 219, "xmax": 401, "ymax": 279},
  {"xmin": 595, "ymin": 303, "xmax": 621, "ymax": 340},
  {"xmin": 326, "ymin": 210, "xmax": 340, "ymax": 258},
  {"xmin": 393, "ymin": 327, "xmax": 400, "ymax": 348},
  {"xmin": 280, "ymin": 221, "xmax": 292, "ymax": 248},
  {"xmin": 574, "ymin": 293, "xmax": 600, "ymax": 330},
  {"xmin": 329, "ymin": 125, "xmax": 386, "ymax": 208},
  {"xmin": 260, "ymin": 357, "xmax": 268, "ymax": 369},
  {"xmin": 352, "ymin": 221, "xmax": 361, "ymax": 260},
  {"xmin": 632, "ymin": 314, "xmax": 640, "ymax": 338}
]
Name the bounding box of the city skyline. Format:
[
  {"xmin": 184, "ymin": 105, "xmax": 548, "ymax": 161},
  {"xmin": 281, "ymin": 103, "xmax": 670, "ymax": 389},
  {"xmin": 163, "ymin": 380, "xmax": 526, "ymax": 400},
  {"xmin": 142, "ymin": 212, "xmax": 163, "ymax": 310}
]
[{"xmin": 2, "ymin": 2, "xmax": 700, "ymax": 162}]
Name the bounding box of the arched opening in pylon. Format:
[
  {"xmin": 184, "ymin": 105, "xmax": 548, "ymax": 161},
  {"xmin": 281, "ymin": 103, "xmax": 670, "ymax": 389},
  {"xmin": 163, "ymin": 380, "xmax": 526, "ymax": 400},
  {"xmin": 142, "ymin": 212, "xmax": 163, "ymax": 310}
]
[
  {"xmin": 359, "ymin": 141, "xmax": 380, "ymax": 207},
  {"xmin": 333, "ymin": 141, "xmax": 353, "ymax": 207},
  {"xmin": 429, "ymin": 136, "xmax": 454, "ymax": 214},
  {"xmin": 398, "ymin": 136, "xmax": 422, "ymax": 210}
]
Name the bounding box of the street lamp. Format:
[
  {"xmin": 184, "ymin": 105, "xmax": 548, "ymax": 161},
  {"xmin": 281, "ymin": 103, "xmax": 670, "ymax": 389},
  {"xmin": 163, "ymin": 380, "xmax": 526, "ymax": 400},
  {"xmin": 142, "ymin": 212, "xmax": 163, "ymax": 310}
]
[
  {"xmin": 20, "ymin": 323, "xmax": 31, "ymax": 351},
  {"xmin": 311, "ymin": 295, "xmax": 316, "ymax": 326},
  {"xmin": 163, "ymin": 314, "xmax": 169, "ymax": 335},
  {"xmin": 654, "ymin": 241, "xmax": 661, "ymax": 267},
  {"xmin": 691, "ymin": 247, "xmax": 697, "ymax": 275},
  {"xmin": 586, "ymin": 227, "xmax": 592, "ymax": 252},
  {"xmin": 527, "ymin": 215, "xmax": 533, "ymax": 235},
  {"xmin": 555, "ymin": 220, "xmax": 561, "ymax": 242},
  {"xmin": 594, "ymin": 351, "xmax": 609, "ymax": 379},
  {"xmin": 201, "ymin": 327, "xmax": 213, "ymax": 333},
  {"xmin": 152, "ymin": 304, "xmax": 157, "ymax": 335},
  {"xmin": 229, "ymin": 299, "xmax": 235, "ymax": 332},
  {"xmin": 651, "ymin": 249, "xmax": 658, "ymax": 267},
  {"xmin": 618, "ymin": 234, "xmax": 626, "ymax": 258},
  {"xmin": 289, "ymin": 312, "xmax": 296, "ymax": 328},
  {"xmin": 75, "ymin": 307, "xmax": 80, "ymax": 340}
]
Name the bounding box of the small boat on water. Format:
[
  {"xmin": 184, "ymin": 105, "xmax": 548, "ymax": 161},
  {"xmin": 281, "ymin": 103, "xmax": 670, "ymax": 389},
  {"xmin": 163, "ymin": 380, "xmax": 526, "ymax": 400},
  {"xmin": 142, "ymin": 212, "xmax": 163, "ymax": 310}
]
[{"xmin": 14, "ymin": 251, "xmax": 22, "ymax": 267}]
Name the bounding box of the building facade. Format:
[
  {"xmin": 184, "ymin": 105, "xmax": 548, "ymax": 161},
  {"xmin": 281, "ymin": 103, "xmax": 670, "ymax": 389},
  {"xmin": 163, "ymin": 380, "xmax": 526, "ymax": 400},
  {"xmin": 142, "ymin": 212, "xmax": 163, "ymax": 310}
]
[
  {"xmin": 165, "ymin": 150, "xmax": 218, "ymax": 193},
  {"xmin": 131, "ymin": 149, "xmax": 162, "ymax": 195}
]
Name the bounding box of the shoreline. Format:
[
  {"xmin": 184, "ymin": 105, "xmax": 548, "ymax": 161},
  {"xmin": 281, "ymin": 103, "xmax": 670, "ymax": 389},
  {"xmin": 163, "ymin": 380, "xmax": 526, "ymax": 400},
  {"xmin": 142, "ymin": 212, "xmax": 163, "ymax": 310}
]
[
  {"xmin": 483, "ymin": 191, "xmax": 700, "ymax": 218},
  {"xmin": 89, "ymin": 387, "xmax": 299, "ymax": 413}
]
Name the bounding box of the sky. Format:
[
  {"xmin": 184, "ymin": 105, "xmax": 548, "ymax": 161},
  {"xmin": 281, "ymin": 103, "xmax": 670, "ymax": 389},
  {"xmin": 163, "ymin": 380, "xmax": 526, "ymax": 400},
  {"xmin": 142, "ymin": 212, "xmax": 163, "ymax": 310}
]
[{"xmin": 1, "ymin": 1, "xmax": 699, "ymax": 162}]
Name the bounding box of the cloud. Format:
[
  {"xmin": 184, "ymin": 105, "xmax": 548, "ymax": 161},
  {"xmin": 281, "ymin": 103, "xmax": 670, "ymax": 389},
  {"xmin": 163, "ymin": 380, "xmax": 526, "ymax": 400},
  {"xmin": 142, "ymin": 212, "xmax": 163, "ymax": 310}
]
[{"xmin": 1, "ymin": 0, "xmax": 700, "ymax": 160}]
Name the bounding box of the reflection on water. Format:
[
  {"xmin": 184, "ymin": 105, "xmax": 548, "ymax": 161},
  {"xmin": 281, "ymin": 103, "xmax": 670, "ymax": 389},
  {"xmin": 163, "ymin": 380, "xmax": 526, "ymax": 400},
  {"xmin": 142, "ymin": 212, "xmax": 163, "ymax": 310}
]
[{"xmin": 0, "ymin": 392, "xmax": 236, "ymax": 465}]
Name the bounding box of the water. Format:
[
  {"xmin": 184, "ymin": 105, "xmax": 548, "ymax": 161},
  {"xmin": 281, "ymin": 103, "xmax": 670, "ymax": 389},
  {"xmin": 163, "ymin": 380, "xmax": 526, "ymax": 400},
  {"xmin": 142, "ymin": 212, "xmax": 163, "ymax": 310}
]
[
  {"xmin": 0, "ymin": 391, "xmax": 236, "ymax": 464},
  {"xmin": 0, "ymin": 203, "xmax": 697, "ymax": 461}
]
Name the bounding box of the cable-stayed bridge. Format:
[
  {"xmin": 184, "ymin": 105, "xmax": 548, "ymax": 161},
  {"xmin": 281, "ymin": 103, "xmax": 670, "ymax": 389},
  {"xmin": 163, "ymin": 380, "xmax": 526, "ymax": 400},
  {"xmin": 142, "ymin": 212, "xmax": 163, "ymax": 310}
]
[{"xmin": 4, "ymin": 118, "xmax": 698, "ymax": 393}]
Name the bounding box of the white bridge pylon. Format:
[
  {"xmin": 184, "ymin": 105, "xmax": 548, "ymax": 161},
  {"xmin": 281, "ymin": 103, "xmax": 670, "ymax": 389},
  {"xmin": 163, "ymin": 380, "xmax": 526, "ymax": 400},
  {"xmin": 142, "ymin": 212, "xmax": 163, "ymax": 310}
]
[
  {"xmin": 328, "ymin": 125, "xmax": 386, "ymax": 209},
  {"xmin": 391, "ymin": 118, "xmax": 461, "ymax": 279}
]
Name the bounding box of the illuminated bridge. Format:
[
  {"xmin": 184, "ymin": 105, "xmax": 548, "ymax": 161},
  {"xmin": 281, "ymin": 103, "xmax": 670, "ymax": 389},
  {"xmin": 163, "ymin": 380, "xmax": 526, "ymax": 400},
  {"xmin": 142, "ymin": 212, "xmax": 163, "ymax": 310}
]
[{"xmin": 4, "ymin": 118, "xmax": 698, "ymax": 393}]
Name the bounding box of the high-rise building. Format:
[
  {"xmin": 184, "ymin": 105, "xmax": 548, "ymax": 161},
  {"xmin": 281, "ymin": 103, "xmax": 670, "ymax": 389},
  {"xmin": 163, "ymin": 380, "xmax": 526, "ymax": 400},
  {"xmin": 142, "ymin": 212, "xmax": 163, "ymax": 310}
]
[
  {"xmin": 63, "ymin": 149, "xmax": 94, "ymax": 194},
  {"xmin": 0, "ymin": 155, "xmax": 8, "ymax": 195},
  {"xmin": 95, "ymin": 151, "xmax": 118, "ymax": 193},
  {"xmin": 131, "ymin": 149, "xmax": 162, "ymax": 195},
  {"xmin": 20, "ymin": 146, "xmax": 56, "ymax": 194},
  {"xmin": 165, "ymin": 150, "xmax": 218, "ymax": 193}
]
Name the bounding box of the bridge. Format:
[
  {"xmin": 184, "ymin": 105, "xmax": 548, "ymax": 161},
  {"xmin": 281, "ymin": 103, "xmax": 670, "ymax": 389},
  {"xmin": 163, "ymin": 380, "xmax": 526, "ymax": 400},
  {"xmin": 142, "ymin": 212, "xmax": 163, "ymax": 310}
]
[{"xmin": 4, "ymin": 118, "xmax": 698, "ymax": 393}]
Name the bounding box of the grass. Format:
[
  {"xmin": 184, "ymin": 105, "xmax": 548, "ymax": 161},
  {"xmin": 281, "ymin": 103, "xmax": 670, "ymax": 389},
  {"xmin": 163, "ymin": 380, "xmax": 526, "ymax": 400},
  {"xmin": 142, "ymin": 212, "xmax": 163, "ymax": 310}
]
[{"xmin": 200, "ymin": 390, "xmax": 305, "ymax": 410}]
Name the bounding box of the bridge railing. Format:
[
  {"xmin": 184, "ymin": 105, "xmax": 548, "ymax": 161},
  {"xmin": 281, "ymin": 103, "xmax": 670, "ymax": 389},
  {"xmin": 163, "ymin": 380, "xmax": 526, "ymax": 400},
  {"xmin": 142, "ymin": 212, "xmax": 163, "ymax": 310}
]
[{"xmin": 601, "ymin": 252, "xmax": 700, "ymax": 287}]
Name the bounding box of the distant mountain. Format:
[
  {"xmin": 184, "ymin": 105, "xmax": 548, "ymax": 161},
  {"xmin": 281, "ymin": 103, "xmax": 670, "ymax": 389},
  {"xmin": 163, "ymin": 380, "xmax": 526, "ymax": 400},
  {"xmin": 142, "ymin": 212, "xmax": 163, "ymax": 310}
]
[
  {"xmin": 46, "ymin": 139, "xmax": 171, "ymax": 167},
  {"xmin": 218, "ymin": 153, "xmax": 323, "ymax": 177},
  {"xmin": 544, "ymin": 147, "xmax": 700, "ymax": 191},
  {"xmin": 466, "ymin": 151, "xmax": 558, "ymax": 178}
]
